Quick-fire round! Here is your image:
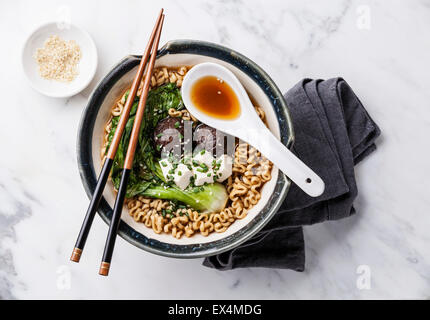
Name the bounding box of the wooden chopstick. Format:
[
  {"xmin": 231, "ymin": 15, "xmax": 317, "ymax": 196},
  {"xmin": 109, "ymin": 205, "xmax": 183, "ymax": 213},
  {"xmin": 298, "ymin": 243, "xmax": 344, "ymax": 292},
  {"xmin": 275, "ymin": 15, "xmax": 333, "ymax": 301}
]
[
  {"xmin": 70, "ymin": 8, "xmax": 164, "ymax": 263},
  {"xmin": 99, "ymin": 14, "xmax": 165, "ymax": 276}
]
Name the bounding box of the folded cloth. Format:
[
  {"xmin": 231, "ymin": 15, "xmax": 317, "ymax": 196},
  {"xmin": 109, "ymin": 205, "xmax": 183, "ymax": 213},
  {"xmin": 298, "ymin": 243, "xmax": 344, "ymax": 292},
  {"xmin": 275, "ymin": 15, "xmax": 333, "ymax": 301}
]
[{"xmin": 203, "ymin": 78, "xmax": 381, "ymax": 271}]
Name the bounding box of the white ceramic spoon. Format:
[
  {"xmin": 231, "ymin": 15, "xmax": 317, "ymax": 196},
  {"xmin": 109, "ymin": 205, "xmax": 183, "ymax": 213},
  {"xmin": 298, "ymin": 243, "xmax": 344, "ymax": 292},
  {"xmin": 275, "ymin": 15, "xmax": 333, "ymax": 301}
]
[{"xmin": 181, "ymin": 62, "xmax": 325, "ymax": 197}]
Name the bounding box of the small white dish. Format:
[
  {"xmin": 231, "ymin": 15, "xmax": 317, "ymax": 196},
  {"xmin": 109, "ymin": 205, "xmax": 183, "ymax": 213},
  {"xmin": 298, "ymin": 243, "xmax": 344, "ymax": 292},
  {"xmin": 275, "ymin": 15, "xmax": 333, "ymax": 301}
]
[{"xmin": 22, "ymin": 22, "xmax": 97, "ymax": 98}]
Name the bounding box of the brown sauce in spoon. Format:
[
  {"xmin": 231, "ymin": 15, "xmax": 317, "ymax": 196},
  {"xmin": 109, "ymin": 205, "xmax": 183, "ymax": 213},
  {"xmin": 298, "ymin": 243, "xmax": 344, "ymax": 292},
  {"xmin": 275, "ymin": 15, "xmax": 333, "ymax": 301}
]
[{"xmin": 190, "ymin": 76, "xmax": 240, "ymax": 120}]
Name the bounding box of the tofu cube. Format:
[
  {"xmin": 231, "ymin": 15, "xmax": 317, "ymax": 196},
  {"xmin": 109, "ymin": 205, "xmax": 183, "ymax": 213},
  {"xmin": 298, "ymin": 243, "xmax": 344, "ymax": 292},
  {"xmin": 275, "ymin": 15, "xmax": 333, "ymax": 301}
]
[
  {"xmin": 159, "ymin": 159, "xmax": 193, "ymax": 190},
  {"xmin": 214, "ymin": 155, "xmax": 233, "ymax": 182},
  {"xmin": 159, "ymin": 159, "xmax": 173, "ymax": 180},
  {"xmin": 194, "ymin": 169, "xmax": 215, "ymax": 186},
  {"xmin": 193, "ymin": 150, "xmax": 215, "ymax": 168},
  {"xmin": 173, "ymin": 163, "xmax": 193, "ymax": 190}
]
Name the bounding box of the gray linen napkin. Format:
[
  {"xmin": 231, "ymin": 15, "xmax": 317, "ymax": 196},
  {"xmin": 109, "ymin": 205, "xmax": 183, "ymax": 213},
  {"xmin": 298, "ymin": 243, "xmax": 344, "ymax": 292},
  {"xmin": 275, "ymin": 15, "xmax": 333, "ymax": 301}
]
[{"xmin": 203, "ymin": 78, "xmax": 381, "ymax": 271}]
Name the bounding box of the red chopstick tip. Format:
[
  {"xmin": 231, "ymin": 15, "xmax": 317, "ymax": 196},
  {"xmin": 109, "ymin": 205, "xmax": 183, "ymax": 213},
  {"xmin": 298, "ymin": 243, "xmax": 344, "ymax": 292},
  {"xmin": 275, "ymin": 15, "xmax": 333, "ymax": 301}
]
[
  {"xmin": 70, "ymin": 247, "xmax": 82, "ymax": 263},
  {"xmin": 99, "ymin": 262, "xmax": 111, "ymax": 276}
]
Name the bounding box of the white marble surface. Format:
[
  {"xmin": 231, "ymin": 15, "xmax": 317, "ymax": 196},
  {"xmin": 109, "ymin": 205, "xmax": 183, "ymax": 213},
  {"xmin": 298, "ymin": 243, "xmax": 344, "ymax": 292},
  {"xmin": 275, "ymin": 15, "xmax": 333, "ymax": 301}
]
[{"xmin": 1, "ymin": 0, "xmax": 429, "ymax": 299}]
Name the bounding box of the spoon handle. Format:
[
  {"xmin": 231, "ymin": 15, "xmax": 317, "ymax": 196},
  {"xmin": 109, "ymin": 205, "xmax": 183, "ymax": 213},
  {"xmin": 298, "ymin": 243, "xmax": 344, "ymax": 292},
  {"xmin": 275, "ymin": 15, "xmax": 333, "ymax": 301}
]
[{"xmin": 245, "ymin": 128, "xmax": 325, "ymax": 197}]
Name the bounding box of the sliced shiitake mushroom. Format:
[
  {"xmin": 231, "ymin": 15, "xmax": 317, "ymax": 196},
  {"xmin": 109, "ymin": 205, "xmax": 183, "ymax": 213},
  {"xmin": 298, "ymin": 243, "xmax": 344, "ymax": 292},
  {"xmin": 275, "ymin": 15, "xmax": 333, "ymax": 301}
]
[
  {"xmin": 194, "ymin": 123, "xmax": 235, "ymax": 155},
  {"xmin": 153, "ymin": 117, "xmax": 185, "ymax": 151}
]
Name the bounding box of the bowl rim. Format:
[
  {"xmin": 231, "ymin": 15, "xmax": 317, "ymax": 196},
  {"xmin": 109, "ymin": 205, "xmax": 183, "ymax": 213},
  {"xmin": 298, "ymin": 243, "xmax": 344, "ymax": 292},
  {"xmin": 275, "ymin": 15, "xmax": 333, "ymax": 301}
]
[
  {"xmin": 21, "ymin": 21, "xmax": 98, "ymax": 98},
  {"xmin": 77, "ymin": 39, "xmax": 294, "ymax": 258}
]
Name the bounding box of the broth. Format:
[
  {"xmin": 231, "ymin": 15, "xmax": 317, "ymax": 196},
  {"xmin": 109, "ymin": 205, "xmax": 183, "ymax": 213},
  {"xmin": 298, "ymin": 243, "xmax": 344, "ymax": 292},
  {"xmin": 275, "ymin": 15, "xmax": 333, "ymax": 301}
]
[{"xmin": 190, "ymin": 76, "xmax": 240, "ymax": 120}]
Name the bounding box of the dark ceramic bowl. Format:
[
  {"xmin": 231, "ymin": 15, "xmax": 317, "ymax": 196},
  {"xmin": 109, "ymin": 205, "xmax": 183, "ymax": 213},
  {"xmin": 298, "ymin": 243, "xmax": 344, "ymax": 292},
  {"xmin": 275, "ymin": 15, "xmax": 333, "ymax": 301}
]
[{"xmin": 77, "ymin": 40, "xmax": 294, "ymax": 258}]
